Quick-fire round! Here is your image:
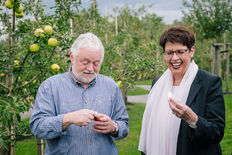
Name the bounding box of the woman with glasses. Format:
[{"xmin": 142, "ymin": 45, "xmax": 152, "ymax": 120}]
[{"xmin": 139, "ymin": 26, "xmax": 225, "ymax": 155}]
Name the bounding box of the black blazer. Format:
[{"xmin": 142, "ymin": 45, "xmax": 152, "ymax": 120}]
[{"xmin": 143, "ymin": 69, "xmax": 225, "ymax": 155}]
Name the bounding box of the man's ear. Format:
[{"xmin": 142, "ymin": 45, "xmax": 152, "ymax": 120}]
[{"xmin": 70, "ymin": 51, "xmax": 74, "ymax": 64}]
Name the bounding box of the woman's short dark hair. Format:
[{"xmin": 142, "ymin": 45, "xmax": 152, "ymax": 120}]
[{"xmin": 159, "ymin": 26, "xmax": 195, "ymax": 52}]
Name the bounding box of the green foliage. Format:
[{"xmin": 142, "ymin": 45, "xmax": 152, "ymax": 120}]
[{"xmin": 183, "ymin": 0, "xmax": 232, "ymax": 41}]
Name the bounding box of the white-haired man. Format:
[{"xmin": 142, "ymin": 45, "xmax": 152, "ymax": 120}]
[{"xmin": 30, "ymin": 33, "xmax": 129, "ymax": 155}]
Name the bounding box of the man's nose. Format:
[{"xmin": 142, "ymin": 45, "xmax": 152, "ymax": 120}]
[{"xmin": 87, "ymin": 63, "xmax": 94, "ymax": 71}]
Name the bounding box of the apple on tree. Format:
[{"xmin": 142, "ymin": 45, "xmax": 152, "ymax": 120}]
[
  {"xmin": 10, "ymin": 0, "xmax": 21, "ymax": 2},
  {"xmin": 55, "ymin": 54, "xmax": 61, "ymax": 59},
  {"xmin": 1, "ymin": 73, "xmax": 5, "ymax": 77},
  {"xmin": 15, "ymin": 5, "xmax": 24, "ymax": 13},
  {"xmin": 44, "ymin": 25, "xmax": 53, "ymax": 35},
  {"xmin": 51, "ymin": 64, "xmax": 60, "ymax": 72},
  {"xmin": 14, "ymin": 60, "xmax": 20, "ymax": 70},
  {"xmin": 15, "ymin": 12, "xmax": 24, "ymax": 18},
  {"xmin": 34, "ymin": 29, "xmax": 45, "ymax": 37},
  {"xmin": 117, "ymin": 81, "xmax": 123, "ymax": 88},
  {"xmin": 30, "ymin": 44, "xmax": 39, "ymax": 52},
  {"xmin": 24, "ymin": 81, "xmax": 29, "ymax": 88},
  {"xmin": 48, "ymin": 38, "xmax": 58, "ymax": 47},
  {"xmin": 5, "ymin": 0, "xmax": 13, "ymax": 9}
]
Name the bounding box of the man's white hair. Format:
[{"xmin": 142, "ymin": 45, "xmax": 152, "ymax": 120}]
[{"xmin": 70, "ymin": 32, "xmax": 104, "ymax": 63}]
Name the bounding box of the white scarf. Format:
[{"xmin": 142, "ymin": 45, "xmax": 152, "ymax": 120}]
[{"xmin": 138, "ymin": 61, "xmax": 198, "ymax": 155}]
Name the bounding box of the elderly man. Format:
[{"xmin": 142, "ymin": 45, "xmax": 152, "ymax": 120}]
[{"xmin": 30, "ymin": 33, "xmax": 129, "ymax": 155}]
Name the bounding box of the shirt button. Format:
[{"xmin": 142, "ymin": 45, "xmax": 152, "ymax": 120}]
[
  {"xmin": 88, "ymin": 127, "xmax": 90, "ymax": 130},
  {"xmin": 85, "ymin": 101, "xmax": 87, "ymax": 104},
  {"xmin": 89, "ymin": 141, "xmax": 92, "ymax": 143},
  {"xmin": 105, "ymin": 141, "xmax": 107, "ymax": 143},
  {"xmin": 84, "ymin": 89, "xmax": 86, "ymax": 91}
]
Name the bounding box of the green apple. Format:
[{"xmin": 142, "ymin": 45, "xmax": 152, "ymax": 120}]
[
  {"xmin": 30, "ymin": 44, "xmax": 39, "ymax": 52},
  {"xmin": 5, "ymin": 0, "xmax": 13, "ymax": 9},
  {"xmin": 48, "ymin": 38, "xmax": 58, "ymax": 47},
  {"xmin": 44, "ymin": 25, "xmax": 53, "ymax": 35},
  {"xmin": 55, "ymin": 54, "xmax": 60, "ymax": 59},
  {"xmin": 15, "ymin": 12, "xmax": 24, "ymax": 18},
  {"xmin": 24, "ymin": 81, "xmax": 29, "ymax": 88},
  {"xmin": 10, "ymin": 0, "xmax": 21, "ymax": 2},
  {"xmin": 14, "ymin": 60, "xmax": 20, "ymax": 70},
  {"xmin": 51, "ymin": 64, "xmax": 60, "ymax": 72},
  {"xmin": 117, "ymin": 81, "xmax": 123, "ymax": 88},
  {"xmin": 32, "ymin": 79, "xmax": 36, "ymax": 84},
  {"xmin": 34, "ymin": 29, "xmax": 45, "ymax": 37},
  {"xmin": 15, "ymin": 5, "xmax": 24, "ymax": 13}
]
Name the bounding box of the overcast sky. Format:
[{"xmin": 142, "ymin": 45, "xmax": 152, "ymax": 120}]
[{"xmin": 41, "ymin": 0, "xmax": 190, "ymax": 24}]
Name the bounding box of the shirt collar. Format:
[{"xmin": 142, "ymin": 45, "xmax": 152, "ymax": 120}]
[{"xmin": 68, "ymin": 66, "xmax": 97, "ymax": 88}]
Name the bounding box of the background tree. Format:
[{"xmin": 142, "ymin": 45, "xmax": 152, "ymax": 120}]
[{"xmin": 182, "ymin": 0, "xmax": 232, "ymax": 42}]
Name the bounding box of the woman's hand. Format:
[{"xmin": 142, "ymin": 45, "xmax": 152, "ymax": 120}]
[{"xmin": 168, "ymin": 98, "xmax": 198, "ymax": 125}]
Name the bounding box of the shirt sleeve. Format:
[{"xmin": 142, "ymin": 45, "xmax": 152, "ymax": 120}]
[
  {"xmin": 109, "ymin": 86, "xmax": 129, "ymax": 140},
  {"xmin": 30, "ymin": 81, "xmax": 64, "ymax": 140},
  {"xmin": 189, "ymin": 76, "xmax": 225, "ymax": 144}
]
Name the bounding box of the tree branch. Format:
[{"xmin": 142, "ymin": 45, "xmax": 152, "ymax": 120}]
[{"xmin": 0, "ymin": 82, "xmax": 9, "ymax": 89}]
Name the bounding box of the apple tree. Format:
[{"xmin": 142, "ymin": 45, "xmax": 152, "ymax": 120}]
[
  {"xmin": 0, "ymin": 0, "xmax": 81, "ymax": 153},
  {"xmin": 182, "ymin": 0, "xmax": 232, "ymax": 42}
]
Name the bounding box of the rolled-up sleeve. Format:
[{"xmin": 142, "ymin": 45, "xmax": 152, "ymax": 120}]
[{"xmin": 30, "ymin": 82, "xmax": 64, "ymax": 140}]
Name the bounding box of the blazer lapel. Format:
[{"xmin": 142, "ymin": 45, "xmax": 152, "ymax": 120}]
[{"xmin": 186, "ymin": 70, "xmax": 202, "ymax": 106}]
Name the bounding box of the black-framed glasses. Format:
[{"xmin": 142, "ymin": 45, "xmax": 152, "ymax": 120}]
[{"xmin": 164, "ymin": 49, "xmax": 188, "ymax": 58}]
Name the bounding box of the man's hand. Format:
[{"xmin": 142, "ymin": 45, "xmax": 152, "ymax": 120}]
[
  {"xmin": 62, "ymin": 109, "xmax": 99, "ymax": 130},
  {"xmin": 93, "ymin": 114, "xmax": 118, "ymax": 136}
]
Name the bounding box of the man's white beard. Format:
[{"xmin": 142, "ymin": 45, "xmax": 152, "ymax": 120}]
[{"xmin": 72, "ymin": 65, "xmax": 98, "ymax": 84}]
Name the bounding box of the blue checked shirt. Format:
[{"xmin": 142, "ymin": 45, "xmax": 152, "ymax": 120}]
[{"xmin": 30, "ymin": 68, "xmax": 129, "ymax": 155}]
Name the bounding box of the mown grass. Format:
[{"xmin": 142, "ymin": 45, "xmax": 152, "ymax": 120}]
[
  {"xmin": 15, "ymin": 137, "xmax": 37, "ymax": 155},
  {"xmin": 220, "ymin": 94, "xmax": 232, "ymax": 155},
  {"xmin": 136, "ymin": 79, "xmax": 153, "ymax": 85},
  {"xmin": 115, "ymin": 103, "xmax": 145, "ymax": 155},
  {"xmin": 127, "ymin": 87, "xmax": 150, "ymax": 96}
]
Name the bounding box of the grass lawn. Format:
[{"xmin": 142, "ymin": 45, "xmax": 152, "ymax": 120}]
[
  {"xmin": 15, "ymin": 137, "xmax": 37, "ymax": 155},
  {"xmin": 127, "ymin": 87, "xmax": 150, "ymax": 96},
  {"xmin": 220, "ymin": 94, "xmax": 232, "ymax": 155},
  {"xmin": 136, "ymin": 79, "xmax": 153, "ymax": 85},
  {"xmin": 115, "ymin": 103, "xmax": 145, "ymax": 155}
]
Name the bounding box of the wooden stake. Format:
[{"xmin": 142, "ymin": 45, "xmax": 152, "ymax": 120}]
[
  {"xmin": 226, "ymin": 43, "xmax": 230, "ymax": 94},
  {"xmin": 93, "ymin": 0, "xmax": 96, "ymax": 31},
  {"xmin": 70, "ymin": 0, "xmax": 73, "ymax": 37},
  {"xmin": 105, "ymin": 6, "xmax": 107, "ymax": 44},
  {"xmin": 115, "ymin": 12, "xmax": 118, "ymax": 53},
  {"xmin": 37, "ymin": 139, "xmax": 44, "ymax": 155},
  {"xmin": 9, "ymin": 5, "xmax": 16, "ymax": 155}
]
